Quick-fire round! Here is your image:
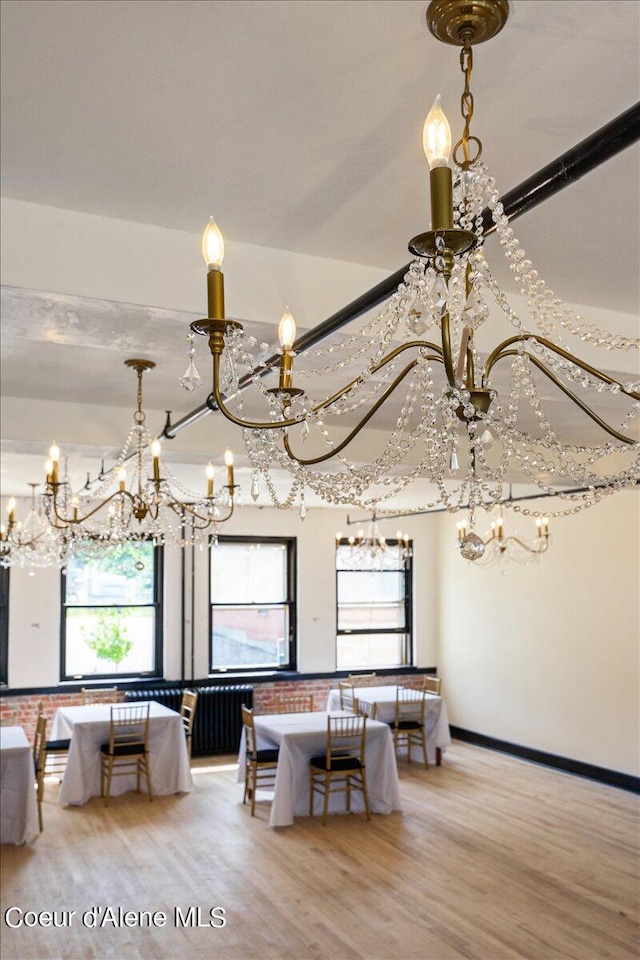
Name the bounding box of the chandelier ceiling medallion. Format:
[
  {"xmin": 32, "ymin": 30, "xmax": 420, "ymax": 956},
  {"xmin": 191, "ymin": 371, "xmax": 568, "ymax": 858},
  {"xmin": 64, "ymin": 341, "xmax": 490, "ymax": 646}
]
[
  {"xmin": 189, "ymin": 0, "xmax": 638, "ymax": 523},
  {"xmin": 39, "ymin": 359, "xmax": 237, "ymax": 556}
]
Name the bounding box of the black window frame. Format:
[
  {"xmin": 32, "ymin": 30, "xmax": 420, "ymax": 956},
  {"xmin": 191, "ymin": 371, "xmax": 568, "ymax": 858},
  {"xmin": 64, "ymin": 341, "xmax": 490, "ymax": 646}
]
[
  {"xmin": 209, "ymin": 535, "xmax": 297, "ymax": 674},
  {"xmin": 335, "ymin": 538, "xmax": 413, "ymax": 671},
  {"xmin": 0, "ymin": 566, "xmax": 9, "ymax": 686},
  {"xmin": 60, "ymin": 542, "xmax": 164, "ymax": 682}
]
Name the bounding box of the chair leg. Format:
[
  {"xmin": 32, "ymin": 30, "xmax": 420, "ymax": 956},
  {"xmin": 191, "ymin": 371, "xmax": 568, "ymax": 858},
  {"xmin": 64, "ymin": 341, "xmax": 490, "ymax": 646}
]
[
  {"xmin": 103, "ymin": 757, "xmax": 114, "ymax": 807},
  {"xmin": 322, "ymin": 772, "xmax": 330, "ymax": 826},
  {"xmin": 36, "ymin": 776, "xmax": 44, "ymax": 832},
  {"xmin": 309, "ymin": 771, "xmax": 315, "ymax": 816},
  {"xmin": 143, "ymin": 755, "xmax": 153, "ymax": 801},
  {"xmin": 250, "ymin": 763, "xmax": 258, "ymax": 816},
  {"xmin": 360, "ymin": 769, "xmax": 371, "ymax": 821},
  {"xmin": 421, "ymin": 729, "xmax": 429, "ymax": 769}
]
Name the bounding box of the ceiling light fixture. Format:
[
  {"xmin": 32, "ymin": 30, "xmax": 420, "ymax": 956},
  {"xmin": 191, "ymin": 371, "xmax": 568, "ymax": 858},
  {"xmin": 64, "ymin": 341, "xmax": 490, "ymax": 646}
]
[
  {"xmin": 456, "ymin": 505, "xmax": 550, "ymax": 564},
  {"xmin": 336, "ymin": 511, "xmax": 411, "ymax": 571},
  {"xmin": 188, "ymin": 0, "xmax": 639, "ymax": 518},
  {"xmin": 43, "ymin": 359, "xmax": 237, "ymax": 549},
  {"xmin": 0, "ymin": 484, "xmax": 66, "ymax": 569}
]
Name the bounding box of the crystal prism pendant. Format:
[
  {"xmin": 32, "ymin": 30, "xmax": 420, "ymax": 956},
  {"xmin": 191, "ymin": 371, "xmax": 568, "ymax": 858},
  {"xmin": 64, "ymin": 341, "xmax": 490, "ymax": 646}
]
[
  {"xmin": 250, "ymin": 475, "xmax": 260, "ymax": 502},
  {"xmin": 449, "ymin": 448, "xmax": 459, "ymax": 473},
  {"xmin": 433, "ymin": 275, "xmax": 448, "ymax": 319},
  {"xmin": 298, "ymin": 496, "xmax": 306, "ymax": 521},
  {"xmin": 480, "ymin": 427, "xmax": 495, "ymax": 449},
  {"xmin": 300, "ymin": 420, "xmax": 310, "ymax": 443},
  {"xmin": 180, "ymin": 358, "xmax": 203, "ymax": 392}
]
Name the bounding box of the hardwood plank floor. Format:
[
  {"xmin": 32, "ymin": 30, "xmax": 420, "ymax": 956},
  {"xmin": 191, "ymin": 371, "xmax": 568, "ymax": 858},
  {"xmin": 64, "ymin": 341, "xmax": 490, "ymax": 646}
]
[{"xmin": 1, "ymin": 743, "xmax": 638, "ymax": 960}]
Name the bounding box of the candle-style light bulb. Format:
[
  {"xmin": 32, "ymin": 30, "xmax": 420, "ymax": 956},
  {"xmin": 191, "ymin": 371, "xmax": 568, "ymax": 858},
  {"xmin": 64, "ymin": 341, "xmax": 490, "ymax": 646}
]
[
  {"xmin": 117, "ymin": 467, "xmax": 127, "ymax": 491},
  {"xmin": 206, "ymin": 462, "xmax": 215, "ymax": 498},
  {"xmin": 48, "ymin": 443, "xmax": 60, "ymax": 484},
  {"xmin": 150, "ymin": 439, "xmax": 161, "ymax": 483},
  {"xmin": 423, "ymin": 95, "xmax": 452, "ymax": 170},
  {"xmin": 278, "ymin": 309, "xmax": 297, "ymax": 350},
  {"xmin": 7, "ymin": 497, "xmax": 16, "ymax": 516},
  {"xmin": 335, "ymin": 532, "xmax": 342, "ymax": 543},
  {"xmin": 224, "ymin": 449, "xmax": 234, "ymax": 488},
  {"xmin": 201, "ymin": 217, "xmax": 225, "ymax": 270}
]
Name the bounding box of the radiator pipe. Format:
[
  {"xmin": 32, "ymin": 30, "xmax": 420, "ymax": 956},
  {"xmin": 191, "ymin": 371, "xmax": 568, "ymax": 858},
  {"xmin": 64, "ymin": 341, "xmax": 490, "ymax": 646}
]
[{"xmin": 162, "ymin": 102, "xmax": 640, "ymax": 441}]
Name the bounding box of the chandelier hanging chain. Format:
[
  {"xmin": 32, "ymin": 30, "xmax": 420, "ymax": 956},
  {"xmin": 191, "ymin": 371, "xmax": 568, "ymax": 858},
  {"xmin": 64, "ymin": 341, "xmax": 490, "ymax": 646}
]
[{"xmin": 455, "ymin": 36, "xmax": 481, "ymax": 167}]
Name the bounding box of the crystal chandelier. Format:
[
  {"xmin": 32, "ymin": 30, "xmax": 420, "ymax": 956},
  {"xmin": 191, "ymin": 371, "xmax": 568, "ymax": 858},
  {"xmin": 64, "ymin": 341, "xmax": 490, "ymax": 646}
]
[
  {"xmin": 187, "ymin": 0, "xmax": 638, "ymax": 519},
  {"xmin": 456, "ymin": 505, "xmax": 549, "ymax": 564},
  {"xmin": 1, "ymin": 484, "xmax": 67, "ymax": 569},
  {"xmin": 43, "ymin": 359, "xmax": 238, "ymax": 548},
  {"xmin": 336, "ymin": 511, "xmax": 411, "ymax": 571}
]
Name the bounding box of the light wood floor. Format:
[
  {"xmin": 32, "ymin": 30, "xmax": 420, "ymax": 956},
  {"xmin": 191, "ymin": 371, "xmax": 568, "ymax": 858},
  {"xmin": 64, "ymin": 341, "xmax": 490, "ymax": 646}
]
[{"xmin": 1, "ymin": 742, "xmax": 638, "ymax": 960}]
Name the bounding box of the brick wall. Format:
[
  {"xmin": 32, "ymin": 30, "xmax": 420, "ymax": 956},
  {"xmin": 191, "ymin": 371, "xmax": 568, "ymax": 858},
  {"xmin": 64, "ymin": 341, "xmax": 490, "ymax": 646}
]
[
  {"xmin": 251, "ymin": 672, "xmax": 429, "ymax": 714},
  {"xmin": 1, "ymin": 672, "xmax": 431, "ymax": 747},
  {"xmin": 0, "ymin": 690, "xmax": 125, "ymax": 744}
]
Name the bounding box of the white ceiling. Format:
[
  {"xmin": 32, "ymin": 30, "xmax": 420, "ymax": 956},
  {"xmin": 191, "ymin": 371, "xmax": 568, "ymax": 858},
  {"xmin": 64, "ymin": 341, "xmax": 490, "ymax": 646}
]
[{"xmin": 1, "ymin": 0, "xmax": 639, "ymax": 504}]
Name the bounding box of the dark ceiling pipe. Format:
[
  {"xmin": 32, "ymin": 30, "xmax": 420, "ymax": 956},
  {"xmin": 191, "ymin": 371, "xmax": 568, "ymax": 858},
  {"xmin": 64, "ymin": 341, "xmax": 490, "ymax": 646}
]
[{"xmin": 164, "ymin": 101, "xmax": 640, "ymax": 441}]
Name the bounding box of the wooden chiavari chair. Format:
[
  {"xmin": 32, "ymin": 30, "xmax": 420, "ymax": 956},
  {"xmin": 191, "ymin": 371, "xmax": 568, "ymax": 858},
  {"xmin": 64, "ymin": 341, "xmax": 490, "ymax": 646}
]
[{"xmin": 309, "ymin": 714, "xmax": 371, "ymax": 826}]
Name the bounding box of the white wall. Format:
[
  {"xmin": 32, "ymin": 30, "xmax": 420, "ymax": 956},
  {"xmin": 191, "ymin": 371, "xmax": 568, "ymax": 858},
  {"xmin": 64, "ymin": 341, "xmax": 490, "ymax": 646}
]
[
  {"xmin": 6, "ymin": 505, "xmax": 438, "ymax": 687},
  {"xmin": 436, "ymin": 490, "xmax": 640, "ymax": 776},
  {"xmin": 5, "ymin": 495, "xmax": 638, "ymax": 776}
]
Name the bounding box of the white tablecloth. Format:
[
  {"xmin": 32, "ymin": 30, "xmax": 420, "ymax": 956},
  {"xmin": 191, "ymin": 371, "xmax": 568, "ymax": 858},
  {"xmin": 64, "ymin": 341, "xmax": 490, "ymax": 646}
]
[
  {"xmin": 1, "ymin": 726, "xmax": 39, "ymax": 845},
  {"xmin": 238, "ymin": 711, "xmax": 401, "ymax": 828},
  {"xmin": 51, "ymin": 701, "xmax": 192, "ymax": 806},
  {"xmin": 326, "ymin": 685, "xmax": 451, "ymax": 764}
]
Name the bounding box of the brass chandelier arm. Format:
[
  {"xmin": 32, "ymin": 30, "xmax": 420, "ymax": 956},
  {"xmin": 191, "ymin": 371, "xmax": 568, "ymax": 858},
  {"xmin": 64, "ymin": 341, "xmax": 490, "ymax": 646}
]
[
  {"xmin": 211, "ymin": 342, "xmax": 444, "ymax": 432},
  {"xmin": 168, "ymin": 494, "xmax": 235, "ymax": 528},
  {"xmin": 487, "ymin": 350, "xmax": 638, "ymax": 445},
  {"xmin": 503, "ymin": 534, "xmax": 549, "ymax": 555},
  {"xmin": 441, "ymin": 314, "xmax": 458, "ymax": 387},
  {"xmin": 483, "ymin": 334, "xmax": 640, "ymax": 401},
  {"xmin": 283, "ymin": 355, "xmax": 444, "ymax": 466},
  {"xmin": 46, "ymin": 486, "xmax": 137, "ymax": 528}
]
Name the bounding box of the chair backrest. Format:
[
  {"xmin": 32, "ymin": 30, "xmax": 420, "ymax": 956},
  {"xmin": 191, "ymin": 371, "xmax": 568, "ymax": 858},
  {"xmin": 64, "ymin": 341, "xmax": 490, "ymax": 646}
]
[
  {"xmin": 422, "ymin": 676, "xmax": 442, "ymax": 696},
  {"xmin": 395, "ymin": 687, "xmax": 427, "ymax": 724},
  {"xmin": 33, "ymin": 712, "xmax": 47, "ymax": 775},
  {"xmin": 326, "ymin": 714, "xmax": 367, "ymax": 767},
  {"xmin": 354, "ymin": 698, "xmax": 377, "ymax": 721},
  {"xmin": 107, "ymin": 703, "xmax": 150, "ymax": 753},
  {"xmin": 241, "ymin": 704, "xmax": 258, "ymax": 758},
  {"xmin": 81, "ymin": 686, "xmax": 118, "ymax": 706},
  {"xmin": 338, "ymin": 680, "xmax": 355, "ymax": 711},
  {"xmin": 347, "ymin": 672, "xmax": 377, "ymax": 686},
  {"xmin": 273, "ymin": 693, "xmax": 314, "ymax": 713},
  {"xmin": 180, "ymin": 690, "xmax": 199, "ymax": 736}
]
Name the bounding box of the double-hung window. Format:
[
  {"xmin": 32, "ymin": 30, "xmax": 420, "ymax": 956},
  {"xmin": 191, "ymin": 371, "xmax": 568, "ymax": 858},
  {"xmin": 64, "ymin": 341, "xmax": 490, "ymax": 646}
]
[
  {"xmin": 61, "ymin": 541, "xmax": 163, "ymax": 681},
  {"xmin": 210, "ymin": 537, "xmax": 296, "ymax": 672},
  {"xmin": 336, "ymin": 541, "xmax": 412, "ymax": 670}
]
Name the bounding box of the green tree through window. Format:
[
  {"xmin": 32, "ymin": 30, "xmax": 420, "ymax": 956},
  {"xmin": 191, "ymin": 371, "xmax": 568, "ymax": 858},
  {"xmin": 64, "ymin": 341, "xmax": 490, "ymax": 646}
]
[{"xmin": 61, "ymin": 541, "xmax": 163, "ymax": 681}]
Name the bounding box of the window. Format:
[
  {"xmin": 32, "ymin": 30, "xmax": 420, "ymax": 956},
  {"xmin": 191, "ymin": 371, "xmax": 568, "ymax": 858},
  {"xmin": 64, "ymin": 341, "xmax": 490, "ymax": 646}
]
[
  {"xmin": 0, "ymin": 566, "xmax": 8, "ymax": 686},
  {"xmin": 336, "ymin": 542, "xmax": 412, "ymax": 670},
  {"xmin": 210, "ymin": 537, "xmax": 296, "ymax": 672},
  {"xmin": 61, "ymin": 541, "xmax": 163, "ymax": 681}
]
